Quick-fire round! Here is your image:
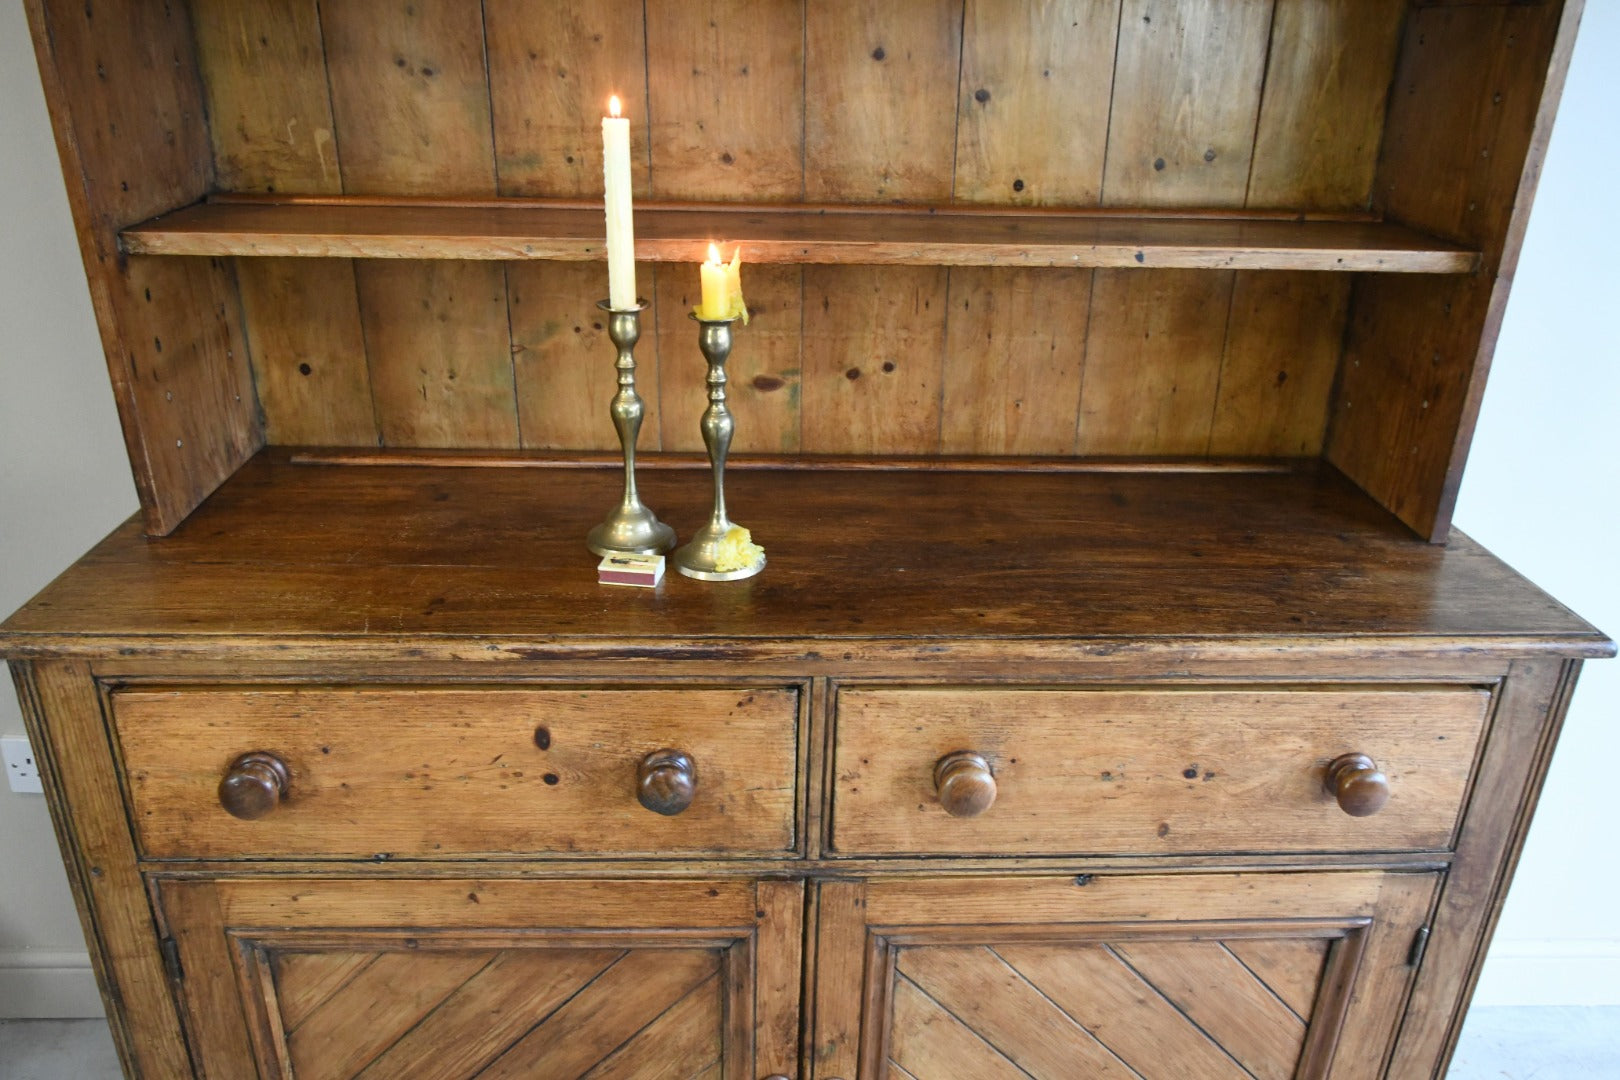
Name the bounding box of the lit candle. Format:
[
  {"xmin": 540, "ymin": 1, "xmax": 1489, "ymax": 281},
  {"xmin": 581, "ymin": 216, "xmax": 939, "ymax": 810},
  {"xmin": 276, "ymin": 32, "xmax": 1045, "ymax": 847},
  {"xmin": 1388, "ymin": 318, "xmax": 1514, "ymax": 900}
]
[
  {"xmin": 699, "ymin": 243, "xmax": 730, "ymax": 320},
  {"xmin": 602, "ymin": 95, "xmax": 636, "ymax": 311}
]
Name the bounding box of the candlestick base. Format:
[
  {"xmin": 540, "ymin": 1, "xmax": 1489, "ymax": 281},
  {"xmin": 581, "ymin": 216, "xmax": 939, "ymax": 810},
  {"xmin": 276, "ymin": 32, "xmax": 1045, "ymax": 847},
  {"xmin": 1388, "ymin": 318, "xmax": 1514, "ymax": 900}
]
[
  {"xmin": 673, "ymin": 523, "xmax": 766, "ymax": 581},
  {"xmin": 587, "ymin": 299, "xmax": 676, "ymax": 558}
]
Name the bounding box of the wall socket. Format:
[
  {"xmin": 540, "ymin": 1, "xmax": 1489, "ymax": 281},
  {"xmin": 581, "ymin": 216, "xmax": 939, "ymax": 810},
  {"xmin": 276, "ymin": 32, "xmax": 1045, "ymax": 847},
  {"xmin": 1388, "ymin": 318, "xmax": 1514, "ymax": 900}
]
[{"xmin": 3, "ymin": 734, "xmax": 44, "ymax": 794}]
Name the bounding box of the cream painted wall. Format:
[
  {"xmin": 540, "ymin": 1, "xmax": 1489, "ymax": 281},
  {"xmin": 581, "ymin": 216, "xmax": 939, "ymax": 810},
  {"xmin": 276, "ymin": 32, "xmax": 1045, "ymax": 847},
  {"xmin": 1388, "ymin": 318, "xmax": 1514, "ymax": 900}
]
[{"xmin": 0, "ymin": 2, "xmax": 1614, "ymax": 1017}]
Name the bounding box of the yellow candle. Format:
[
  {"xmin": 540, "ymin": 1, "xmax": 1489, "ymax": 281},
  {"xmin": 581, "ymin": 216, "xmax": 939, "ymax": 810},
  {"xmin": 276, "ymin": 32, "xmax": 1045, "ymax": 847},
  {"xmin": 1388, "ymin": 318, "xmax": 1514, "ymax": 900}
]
[
  {"xmin": 602, "ymin": 96, "xmax": 636, "ymax": 311},
  {"xmin": 696, "ymin": 244, "xmax": 748, "ymax": 322},
  {"xmin": 698, "ymin": 243, "xmax": 729, "ymax": 320}
]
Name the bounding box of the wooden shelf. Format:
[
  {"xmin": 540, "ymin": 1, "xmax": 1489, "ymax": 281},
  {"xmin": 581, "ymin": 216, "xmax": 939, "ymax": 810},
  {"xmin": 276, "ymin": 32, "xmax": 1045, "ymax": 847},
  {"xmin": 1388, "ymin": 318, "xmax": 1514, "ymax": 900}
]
[
  {"xmin": 1, "ymin": 451, "xmax": 1605, "ymax": 663},
  {"xmin": 119, "ymin": 196, "xmax": 1481, "ymax": 273}
]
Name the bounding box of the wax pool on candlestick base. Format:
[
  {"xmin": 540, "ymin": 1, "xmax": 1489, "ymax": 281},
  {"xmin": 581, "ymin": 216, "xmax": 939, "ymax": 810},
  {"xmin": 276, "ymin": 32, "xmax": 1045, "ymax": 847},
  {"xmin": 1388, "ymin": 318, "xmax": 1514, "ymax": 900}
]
[{"xmin": 602, "ymin": 96, "xmax": 637, "ymax": 311}]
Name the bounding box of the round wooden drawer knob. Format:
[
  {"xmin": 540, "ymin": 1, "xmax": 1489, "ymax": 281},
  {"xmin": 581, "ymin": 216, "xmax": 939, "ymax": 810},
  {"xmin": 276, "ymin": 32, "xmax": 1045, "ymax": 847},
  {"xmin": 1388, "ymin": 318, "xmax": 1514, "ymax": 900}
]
[
  {"xmin": 218, "ymin": 752, "xmax": 290, "ymax": 821},
  {"xmin": 637, "ymin": 749, "xmax": 697, "ymax": 816},
  {"xmin": 934, "ymin": 751, "xmax": 997, "ymax": 818},
  {"xmin": 1325, "ymin": 753, "xmax": 1390, "ymax": 817}
]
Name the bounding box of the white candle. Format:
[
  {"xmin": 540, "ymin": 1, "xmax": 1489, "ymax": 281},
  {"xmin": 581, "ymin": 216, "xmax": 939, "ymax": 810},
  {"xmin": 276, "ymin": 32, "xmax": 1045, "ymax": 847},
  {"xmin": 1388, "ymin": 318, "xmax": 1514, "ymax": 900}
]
[{"xmin": 602, "ymin": 95, "xmax": 636, "ymax": 311}]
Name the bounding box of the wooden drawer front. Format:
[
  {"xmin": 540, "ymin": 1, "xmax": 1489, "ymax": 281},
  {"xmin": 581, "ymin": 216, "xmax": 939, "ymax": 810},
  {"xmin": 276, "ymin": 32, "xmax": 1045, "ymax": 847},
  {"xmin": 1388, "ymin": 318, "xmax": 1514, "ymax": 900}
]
[
  {"xmin": 114, "ymin": 686, "xmax": 799, "ymax": 859},
  {"xmin": 831, "ymin": 687, "xmax": 1490, "ymax": 856}
]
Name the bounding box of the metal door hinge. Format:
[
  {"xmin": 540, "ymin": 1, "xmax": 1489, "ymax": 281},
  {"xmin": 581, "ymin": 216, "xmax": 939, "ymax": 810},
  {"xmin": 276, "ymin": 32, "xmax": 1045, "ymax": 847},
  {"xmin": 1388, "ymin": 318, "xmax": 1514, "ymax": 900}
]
[
  {"xmin": 1407, "ymin": 926, "xmax": 1432, "ymax": 968},
  {"xmin": 159, "ymin": 936, "xmax": 184, "ymax": 984}
]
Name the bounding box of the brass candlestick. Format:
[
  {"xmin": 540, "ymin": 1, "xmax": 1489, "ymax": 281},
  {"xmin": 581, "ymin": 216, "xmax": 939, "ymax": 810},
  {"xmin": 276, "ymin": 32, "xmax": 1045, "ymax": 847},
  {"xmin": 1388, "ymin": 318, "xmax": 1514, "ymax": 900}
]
[
  {"xmin": 674, "ymin": 314, "xmax": 765, "ymax": 581},
  {"xmin": 586, "ymin": 300, "xmax": 676, "ymax": 557}
]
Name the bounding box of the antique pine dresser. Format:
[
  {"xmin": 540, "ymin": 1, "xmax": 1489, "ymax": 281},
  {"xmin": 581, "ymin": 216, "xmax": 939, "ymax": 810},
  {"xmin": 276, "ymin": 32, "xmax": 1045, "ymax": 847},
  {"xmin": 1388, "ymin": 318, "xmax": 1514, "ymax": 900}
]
[{"xmin": 3, "ymin": 2, "xmax": 1611, "ymax": 1078}]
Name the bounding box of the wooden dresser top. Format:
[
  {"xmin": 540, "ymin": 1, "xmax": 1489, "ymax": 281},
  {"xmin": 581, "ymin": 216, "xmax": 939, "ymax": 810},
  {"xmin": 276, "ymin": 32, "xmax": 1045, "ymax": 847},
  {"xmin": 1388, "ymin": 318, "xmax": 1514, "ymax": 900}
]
[{"xmin": 1, "ymin": 452, "xmax": 1608, "ymax": 665}]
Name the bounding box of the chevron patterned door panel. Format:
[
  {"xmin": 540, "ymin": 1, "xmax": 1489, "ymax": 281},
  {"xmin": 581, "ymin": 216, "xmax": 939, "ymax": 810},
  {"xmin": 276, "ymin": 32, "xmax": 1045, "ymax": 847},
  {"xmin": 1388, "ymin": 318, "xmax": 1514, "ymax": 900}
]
[
  {"xmin": 155, "ymin": 877, "xmax": 802, "ymax": 1079},
  {"xmin": 811, "ymin": 871, "xmax": 1440, "ymax": 1080}
]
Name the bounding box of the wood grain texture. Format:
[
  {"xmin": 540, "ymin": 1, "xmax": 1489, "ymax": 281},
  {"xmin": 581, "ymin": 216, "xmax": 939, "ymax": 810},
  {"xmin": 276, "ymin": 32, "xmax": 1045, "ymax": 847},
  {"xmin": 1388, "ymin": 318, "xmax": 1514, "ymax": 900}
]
[
  {"xmin": 801, "ymin": 265, "xmax": 948, "ymax": 454},
  {"xmin": 805, "ymin": 0, "xmax": 963, "ymax": 202},
  {"xmin": 115, "ymin": 685, "xmax": 799, "ymax": 858},
  {"xmin": 8, "ymin": 663, "xmax": 194, "ymax": 1078},
  {"xmin": 811, "ymin": 871, "xmax": 1440, "ymax": 1079},
  {"xmin": 190, "ymin": 0, "xmax": 342, "ymax": 194},
  {"xmin": 484, "ymin": 0, "xmax": 650, "ymax": 198},
  {"xmin": 123, "ymin": 198, "xmax": 1480, "ymax": 272},
  {"xmin": 657, "ymin": 263, "xmax": 803, "ymax": 453},
  {"xmin": 356, "ymin": 260, "xmax": 519, "ymax": 448},
  {"xmin": 1246, "ymin": 0, "xmax": 1407, "ymax": 211},
  {"xmin": 1207, "ymin": 272, "xmax": 1349, "ymax": 456},
  {"xmin": 509, "ymin": 261, "xmax": 658, "ymax": 450},
  {"xmin": 953, "ymin": 0, "xmax": 1121, "ymax": 206},
  {"xmin": 940, "ymin": 268, "xmax": 1091, "ymax": 455},
  {"xmin": 1076, "ymin": 269, "xmax": 1232, "ymax": 454},
  {"xmin": 1328, "ymin": 1, "xmax": 1573, "ymax": 540},
  {"xmin": 831, "ymin": 687, "xmax": 1489, "ymax": 856},
  {"xmin": 2, "ymin": 455, "xmax": 1607, "ymax": 658},
  {"xmin": 27, "ymin": 0, "xmax": 261, "ymax": 535},
  {"xmin": 237, "ymin": 258, "xmax": 377, "ymax": 446},
  {"xmin": 1101, "ymin": 0, "xmax": 1274, "ymax": 208},
  {"xmin": 645, "ymin": 0, "xmax": 805, "ymax": 201}
]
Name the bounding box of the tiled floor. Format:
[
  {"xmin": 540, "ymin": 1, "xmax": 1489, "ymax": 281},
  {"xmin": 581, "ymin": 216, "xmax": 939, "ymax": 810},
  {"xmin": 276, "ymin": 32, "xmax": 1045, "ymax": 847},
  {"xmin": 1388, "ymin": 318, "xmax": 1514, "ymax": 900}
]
[{"xmin": 1, "ymin": 1007, "xmax": 1617, "ymax": 1077}]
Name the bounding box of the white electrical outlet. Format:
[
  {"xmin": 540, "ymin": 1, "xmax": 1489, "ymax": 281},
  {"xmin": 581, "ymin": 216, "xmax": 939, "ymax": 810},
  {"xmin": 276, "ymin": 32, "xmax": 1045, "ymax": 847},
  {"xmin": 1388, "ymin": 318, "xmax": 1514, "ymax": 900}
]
[{"xmin": 3, "ymin": 734, "xmax": 44, "ymax": 794}]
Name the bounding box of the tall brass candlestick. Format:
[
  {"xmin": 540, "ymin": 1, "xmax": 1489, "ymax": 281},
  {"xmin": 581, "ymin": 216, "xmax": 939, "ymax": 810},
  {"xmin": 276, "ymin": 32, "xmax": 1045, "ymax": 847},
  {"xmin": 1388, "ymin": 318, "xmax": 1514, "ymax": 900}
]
[
  {"xmin": 586, "ymin": 300, "xmax": 676, "ymax": 557},
  {"xmin": 674, "ymin": 314, "xmax": 764, "ymax": 580}
]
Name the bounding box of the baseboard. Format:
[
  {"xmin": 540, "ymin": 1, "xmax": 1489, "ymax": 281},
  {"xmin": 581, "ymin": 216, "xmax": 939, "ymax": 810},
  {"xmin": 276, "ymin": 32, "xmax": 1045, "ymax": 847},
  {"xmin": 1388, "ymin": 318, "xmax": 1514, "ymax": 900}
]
[
  {"xmin": 0, "ymin": 949, "xmax": 104, "ymax": 1018},
  {"xmin": 1472, "ymin": 940, "xmax": 1620, "ymax": 1007}
]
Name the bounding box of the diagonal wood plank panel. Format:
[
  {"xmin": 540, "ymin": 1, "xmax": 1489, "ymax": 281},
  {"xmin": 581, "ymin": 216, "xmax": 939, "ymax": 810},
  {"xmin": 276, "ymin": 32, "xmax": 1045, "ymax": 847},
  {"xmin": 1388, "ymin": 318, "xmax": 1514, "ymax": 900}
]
[{"xmin": 887, "ymin": 936, "xmax": 1334, "ymax": 1080}]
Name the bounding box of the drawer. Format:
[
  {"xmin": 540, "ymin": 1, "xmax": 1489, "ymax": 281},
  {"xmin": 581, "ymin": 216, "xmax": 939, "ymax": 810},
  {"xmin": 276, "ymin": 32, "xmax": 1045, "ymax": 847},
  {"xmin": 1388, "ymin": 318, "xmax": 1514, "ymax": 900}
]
[
  {"xmin": 113, "ymin": 685, "xmax": 800, "ymax": 859},
  {"xmin": 831, "ymin": 686, "xmax": 1490, "ymax": 856}
]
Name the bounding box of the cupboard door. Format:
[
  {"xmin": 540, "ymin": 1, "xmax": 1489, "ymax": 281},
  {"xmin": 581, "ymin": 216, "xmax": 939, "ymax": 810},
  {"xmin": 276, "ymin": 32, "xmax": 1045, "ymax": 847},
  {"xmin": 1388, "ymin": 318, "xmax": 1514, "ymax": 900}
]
[
  {"xmin": 156, "ymin": 876, "xmax": 802, "ymax": 1079},
  {"xmin": 810, "ymin": 871, "xmax": 1437, "ymax": 1080}
]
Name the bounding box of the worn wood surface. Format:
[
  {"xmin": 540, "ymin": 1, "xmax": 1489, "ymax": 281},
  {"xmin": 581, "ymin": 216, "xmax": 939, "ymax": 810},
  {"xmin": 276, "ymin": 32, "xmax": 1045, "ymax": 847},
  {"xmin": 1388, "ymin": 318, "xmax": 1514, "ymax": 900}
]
[
  {"xmin": 813, "ymin": 870, "xmax": 1438, "ymax": 1080},
  {"xmin": 116, "ymin": 685, "xmax": 799, "ymax": 859},
  {"xmin": 26, "ymin": 0, "xmax": 262, "ymax": 536},
  {"xmin": 123, "ymin": 198, "xmax": 1478, "ymax": 271},
  {"xmin": 831, "ymin": 687, "xmax": 1489, "ymax": 857},
  {"xmin": 157, "ymin": 875, "xmax": 800, "ymax": 1079},
  {"xmin": 1, "ymin": 454, "xmax": 1606, "ymax": 661},
  {"xmin": 1329, "ymin": 0, "xmax": 1578, "ymax": 540}
]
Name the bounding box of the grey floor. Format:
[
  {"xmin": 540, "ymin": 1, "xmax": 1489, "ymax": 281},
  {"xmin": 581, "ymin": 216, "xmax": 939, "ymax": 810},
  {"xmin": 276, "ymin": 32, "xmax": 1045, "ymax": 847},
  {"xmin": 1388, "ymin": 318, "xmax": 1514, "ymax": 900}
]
[{"xmin": 0, "ymin": 1007, "xmax": 1616, "ymax": 1078}]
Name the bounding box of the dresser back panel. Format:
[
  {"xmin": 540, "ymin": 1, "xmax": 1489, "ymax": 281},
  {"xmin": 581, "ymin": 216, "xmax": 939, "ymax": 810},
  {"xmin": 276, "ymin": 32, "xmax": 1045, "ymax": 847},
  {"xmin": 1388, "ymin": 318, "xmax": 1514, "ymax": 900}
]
[{"xmin": 187, "ymin": 0, "xmax": 1407, "ymax": 462}]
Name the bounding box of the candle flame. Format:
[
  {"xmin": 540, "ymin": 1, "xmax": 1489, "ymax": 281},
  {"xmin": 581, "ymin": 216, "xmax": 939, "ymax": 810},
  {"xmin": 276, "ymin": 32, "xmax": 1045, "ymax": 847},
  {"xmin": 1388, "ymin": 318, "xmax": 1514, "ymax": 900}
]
[
  {"xmin": 609, "ymin": 95, "xmax": 622, "ymax": 118},
  {"xmin": 708, "ymin": 242, "xmax": 723, "ymax": 264}
]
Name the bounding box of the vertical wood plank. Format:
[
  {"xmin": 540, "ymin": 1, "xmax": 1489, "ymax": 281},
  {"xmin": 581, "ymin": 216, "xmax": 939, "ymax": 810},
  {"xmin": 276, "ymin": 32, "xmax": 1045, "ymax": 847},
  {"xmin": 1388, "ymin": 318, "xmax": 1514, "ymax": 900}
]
[
  {"xmin": 321, "ymin": 2, "xmax": 517, "ymax": 450},
  {"xmin": 359, "ymin": 261, "xmax": 520, "ymax": 448},
  {"xmin": 190, "ymin": 0, "xmax": 342, "ymax": 194},
  {"xmin": 11, "ymin": 662, "xmax": 193, "ymax": 1077},
  {"xmin": 645, "ymin": 0, "xmax": 805, "ymax": 201},
  {"xmin": 940, "ymin": 267, "xmax": 1090, "ymax": 455},
  {"xmin": 484, "ymin": 0, "xmax": 650, "ymax": 197},
  {"xmin": 1246, "ymin": 0, "xmax": 1407, "ymax": 211},
  {"xmin": 953, "ymin": 0, "xmax": 1121, "ymax": 206},
  {"xmin": 1329, "ymin": 2, "xmax": 1572, "ymax": 538},
  {"xmin": 159, "ymin": 882, "xmax": 263, "ymax": 1075},
  {"xmin": 754, "ymin": 880, "xmax": 805, "ymax": 1080},
  {"xmin": 1207, "ymin": 272, "xmax": 1348, "ymax": 457},
  {"xmin": 29, "ymin": 0, "xmax": 261, "ymax": 534},
  {"xmin": 1101, "ymin": 0, "xmax": 1274, "ymax": 208},
  {"xmin": 509, "ymin": 262, "xmax": 658, "ymax": 450},
  {"xmin": 237, "ymin": 259, "xmax": 377, "ymax": 446},
  {"xmin": 805, "ymin": 0, "xmax": 963, "ymax": 202},
  {"xmin": 1076, "ymin": 270, "xmax": 1232, "ymax": 455},
  {"xmin": 657, "ymin": 264, "xmax": 803, "ymax": 454},
  {"xmin": 320, "ymin": 2, "xmax": 497, "ymax": 195},
  {"xmin": 801, "ymin": 266, "xmax": 948, "ymax": 454},
  {"xmin": 809, "ymin": 881, "xmax": 868, "ymax": 1080}
]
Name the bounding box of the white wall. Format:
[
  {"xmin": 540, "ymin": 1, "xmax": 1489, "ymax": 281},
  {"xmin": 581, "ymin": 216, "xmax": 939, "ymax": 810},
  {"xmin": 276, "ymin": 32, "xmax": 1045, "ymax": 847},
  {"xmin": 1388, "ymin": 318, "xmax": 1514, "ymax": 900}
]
[
  {"xmin": 0, "ymin": 3, "xmax": 1615, "ymax": 1017},
  {"xmin": 1455, "ymin": 3, "xmax": 1620, "ymax": 1008},
  {"xmin": 0, "ymin": 0, "xmax": 140, "ymax": 1017}
]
